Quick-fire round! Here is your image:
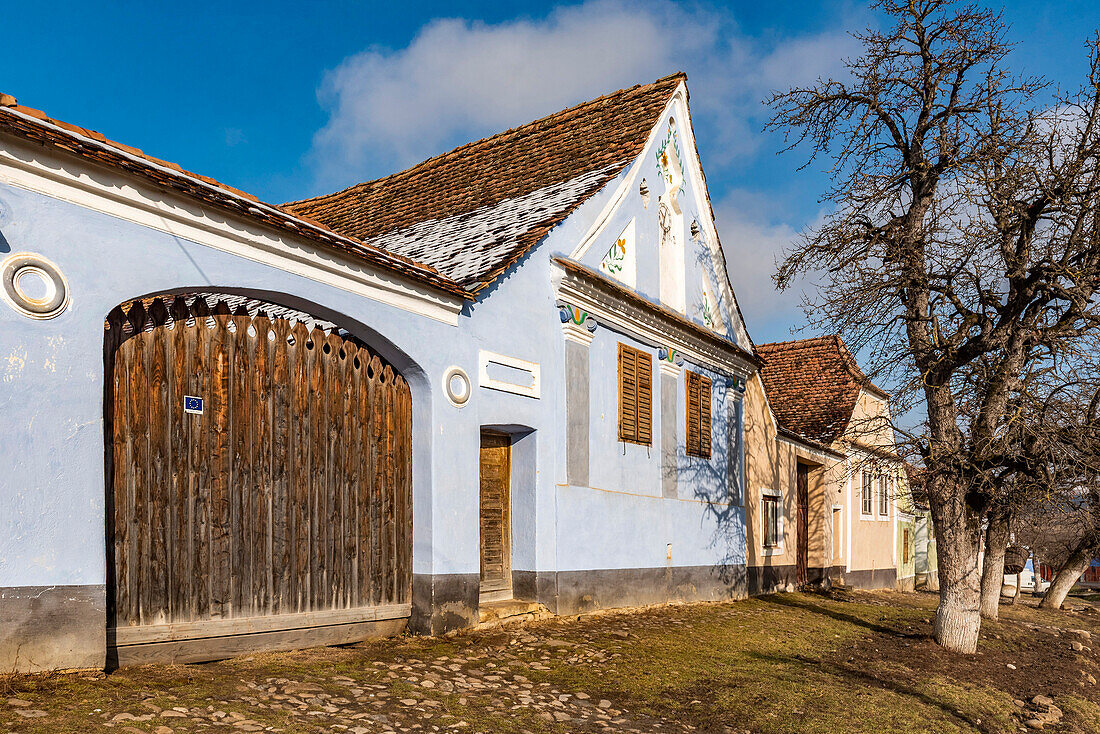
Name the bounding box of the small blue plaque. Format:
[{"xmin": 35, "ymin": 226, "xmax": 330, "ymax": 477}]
[{"xmin": 184, "ymin": 395, "xmax": 204, "ymax": 415}]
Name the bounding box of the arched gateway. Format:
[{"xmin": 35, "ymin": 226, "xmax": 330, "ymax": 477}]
[{"xmin": 104, "ymin": 293, "xmax": 412, "ymax": 665}]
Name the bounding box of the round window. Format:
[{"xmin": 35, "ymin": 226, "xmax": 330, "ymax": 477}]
[
  {"xmin": 1, "ymin": 253, "xmax": 69, "ymax": 319},
  {"xmin": 442, "ymin": 366, "xmax": 471, "ymax": 407}
]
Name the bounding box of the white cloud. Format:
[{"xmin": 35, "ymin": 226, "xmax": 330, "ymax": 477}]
[
  {"xmin": 713, "ymin": 190, "xmax": 824, "ymax": 345},
  {"xmin": 306, "ymin": 0, "xmax": 864, "ymax": 341},
  {"xmin": 307, "ymin": 0, "xmax": 861, "ymax": 190}
]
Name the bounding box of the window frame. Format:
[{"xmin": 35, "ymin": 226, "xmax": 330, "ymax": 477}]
[
  {"xmin": 617, "ymin": 343, "xmax": 653, "ymax": 446},
  {"xmin": 878, "ymin": 474, "xmax": 890, "ymax": 519},
  {"xmin": 761, "ymin": 488, "xmax": 783, "ymax": 555},
  {"xmin": 860, "ymin": 470, "xmax": 873, "ymax": 518},
  {"xmin": 685, "ymin": 369, "xmax": 712, "ymax": 459}
]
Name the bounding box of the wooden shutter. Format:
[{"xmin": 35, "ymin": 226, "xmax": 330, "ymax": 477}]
[
  {"xmin": 617, "ymin": 343, "xmax": 652, "ymax": 445},
  {"xmin": 685, "ymin": 371, "xmax": 711, "ymax": 458},
  {"xmin": 636, "ymin": 349, "xmax": 652, "ymax": 445}
]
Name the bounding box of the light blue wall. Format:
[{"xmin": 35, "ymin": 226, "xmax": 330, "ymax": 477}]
[
  {"xmin": 0, "ymin": 181, "xmax": 484, "ymax": 587},
  {"xmin": 0, "ymin": 120, "xmax": 748, "ymax": 599}
]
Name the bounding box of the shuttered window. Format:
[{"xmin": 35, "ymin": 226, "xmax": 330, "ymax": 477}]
[
  {"xmin": 617, "ymin": 343, "xmax": 653, "ymax": 445},
  {"xmin": 685, "ymin": 370, "xmax": 712, "ymax": 458}
]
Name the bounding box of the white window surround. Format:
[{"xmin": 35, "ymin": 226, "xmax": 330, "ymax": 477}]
[
  {"xmin": 878, "ymin": 475, "xmax": 892, "ymax": 521},
  {"xmin": 761, "ymin": 487, "xmax": 783, "ymax": 556},
  {"xmin": 477, "ymin": 349, "xmax": 541, "ymax": 399},
  {"xmin": 860, "ymin": 470, "xmax": 874, "ymax": 520}
]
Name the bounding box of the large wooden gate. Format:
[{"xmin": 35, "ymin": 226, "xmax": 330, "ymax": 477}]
[{"xmin": 105, "ymin": 295, "xmax": 412, "ymax": 663}]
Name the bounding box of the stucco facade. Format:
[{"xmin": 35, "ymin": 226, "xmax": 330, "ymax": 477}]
[
  {"xmin": 0, "ymin": 75, "xmax": 763, "ymax": 672},
  {"xmin": 746, "ymin": 339, "xmax": 904, "ymax": 593}
]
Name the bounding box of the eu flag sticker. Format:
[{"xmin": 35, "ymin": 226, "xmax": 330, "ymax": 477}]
[{"xmin": 184, "ymin": 396, "xmax": 204, "ymax": 415}]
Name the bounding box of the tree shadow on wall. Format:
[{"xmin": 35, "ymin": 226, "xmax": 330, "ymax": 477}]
[{"xmin": 663, "ymin": 379, "xmax": 751, "ymax": 595}]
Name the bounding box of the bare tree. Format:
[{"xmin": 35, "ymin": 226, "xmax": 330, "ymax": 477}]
[
  {"xmin": 1018, "ymin": 487, "xmax": 1100, "ymax": 609},
  {"xmin": 767, "ymin": 0, "xmax": 1100, "ymax": 652}
]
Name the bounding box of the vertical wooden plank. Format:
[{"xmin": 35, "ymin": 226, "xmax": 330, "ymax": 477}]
[
  {"xmin": 104, "ymin": 307, "xmax": 125, "ymax": 628},
  {"xmin": 306, "ymin": 326, "xmax": 324, "ymax": 610},
  {"xmin": 342, "ymin": 341, "xmax": 359, "ymax": 609},
  {"xmin": 112, "ymin": 335, "xmax": 133, "ymax": 626},
  {"xmin": 190, "ymin": 297, "xmax": 211, "ymax": 621},
  {"xmin": 230, "ymin": 312, "xmax": 252, "ymax": 617},
  {"xmin": 359, "ymin": 354, "xmax": 375, "ymax": 605},
  {"xmin": 145, "ymin": 299, "xmax": 170, "ymax": 625},
  {"xmin": 127, "ymin": 304, "xmax": 150, "ymax": 625},
  {"xmin": 290, "ymin": 321, "xmax": 311, "ymax": 612},
  {"xmin": 369, "ymin": 356, "xmax": 385, "ymax": 605},
  {"xmin": 339, "ymin": 334, "xmax": 354, "ymax": 608},
  {"xmin": 210, "ymin": 310, "xmax": 231, "ymax": 619},
  {"xmin": 168, "ymin": 297, "xmax": 190, "ymax": 623},
  {"xmin": 398, "ymin": 378, "xmax": 413, "ymax": 603},
  {"xmin": 351, "ymin": 348, "xmax": 365, "ymax": 607},
  {"xmin": 271, "ymin": 318, "xmax": 292, "ymax": 614},
  {"xmin": 252, "ymin": 314, "xmax": 272, "ymax": 616},
  {"xmin": 325, "ymin": 332, "xmax": 344, "ymax": 610},
  {"xmin": 382, "ymin": 365, "xmax": 396, "ymax": 604}
]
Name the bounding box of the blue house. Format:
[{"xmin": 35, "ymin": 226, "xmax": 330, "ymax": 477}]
[{"xmin": 0, "ymin": 74, "xmax": 758, "ymax": 672}]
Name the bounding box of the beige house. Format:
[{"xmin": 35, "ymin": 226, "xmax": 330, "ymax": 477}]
[{"xmin": 744, "ymin": 336, "xmax": 903, "ymax": 593}]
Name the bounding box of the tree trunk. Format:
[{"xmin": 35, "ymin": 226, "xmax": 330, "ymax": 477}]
[
  {"xmin": 1008, "ymin": 571, "xmax": 1020, "ymax": 605},
  {"xmin": 980, "ymin": 513, "xmax": 1011, "ymax": 620},
  {"xmin": 1040, "ymin": 549, "xmax": 1092, "ymax": 610},
  {"xmin": 930, "ymin": 491, "xmax": 983, "ymax": 654}
]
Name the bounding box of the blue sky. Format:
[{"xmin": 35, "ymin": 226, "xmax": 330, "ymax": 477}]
[{"xmin": 5, "ymin": 0, "xmax": 1099, "ymax": 344}]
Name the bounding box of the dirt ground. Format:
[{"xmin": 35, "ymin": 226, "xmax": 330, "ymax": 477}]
[{"xmin": 2, "ymin": 589, "xmax": 1099, "ymax": 734}]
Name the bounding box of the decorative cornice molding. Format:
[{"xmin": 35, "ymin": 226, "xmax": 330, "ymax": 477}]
[
  {"xmin": 553, "ymin": 257, "xmax": 759, "ymax": 379},
  {"xmin": 659, "ymin": 361, "xmax": 681, "ymax": 377}
]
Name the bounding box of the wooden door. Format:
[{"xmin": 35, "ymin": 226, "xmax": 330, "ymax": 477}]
[
  {"xmin": 105, "ymin": 296, "xmax": 412, "ymax": 636},
  {"xmin": 796, "ymin": 463, "xmax": 809, "ymax": 587},
  {"xmin": 479, "ymin": 432, "xmax": 511, "ymax": 597}
]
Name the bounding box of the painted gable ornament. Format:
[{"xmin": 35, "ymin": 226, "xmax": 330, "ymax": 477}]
[
  {"xmin": 655, "ymin": 119, "xmax": 685, "ymax": 214},
  {"xmin": 656, "ymin": 118, "xmax": 687, "ymax": 313},
  {"xmin": 600, "ymin": 218, "xmax": 637, "ymax": 287}
]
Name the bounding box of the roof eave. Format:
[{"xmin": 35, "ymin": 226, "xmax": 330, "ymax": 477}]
[{"xmin": 0, "ymin": 105, "xmax": 473, "ymax": 301}]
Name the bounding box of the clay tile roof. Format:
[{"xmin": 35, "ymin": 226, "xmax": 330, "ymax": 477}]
[
  {"xmin": 0, "ymin": 94, "xmax": 467, "ymax": 299},
  {"xmin": 283, "ymin": 73, "xmax": 687, "ymax": 292},
  {"xmin": 755, "ymin": 335, "xmax": 888, "ymax": 445}
]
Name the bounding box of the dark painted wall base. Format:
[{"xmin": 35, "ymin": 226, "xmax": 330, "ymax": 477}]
[
  {"xmin": 747, "ymin": 564, "xmax": 796, "ymax": 595},
  {"xmin": 842, "ymin": 568, "xmax": 898, "ymax": 590},
  {"xmin": 747, "ymin": 565, "xmax": 899, "ymax": 594},
  {"xmin": 410, "ymin": 573, "xmax": 479, "ymax": 635},
  {"xmin": 513, "ymin": 565, "xmax": 746, "ymax": 615},
  {"xmin": 1, "ymin": 584, "xmax": 106, "ymax": 673}
]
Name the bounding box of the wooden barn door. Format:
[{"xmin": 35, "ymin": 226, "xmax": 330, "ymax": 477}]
[
  {"xmin": 479, "ymin": 432, "xmax": 511, "ymax": 601},
  {"xmin": 105, "ymin": 296, "xmax": 412, "ymax": 660},
  {"xmin": 796, "ymin": 463, "xmax": 809, "ymax": 587}
]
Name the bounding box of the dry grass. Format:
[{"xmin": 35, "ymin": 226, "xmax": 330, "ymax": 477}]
[{"xmin": 1, "ymin": 590, "xmax": 1098, "ymax": 733}]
